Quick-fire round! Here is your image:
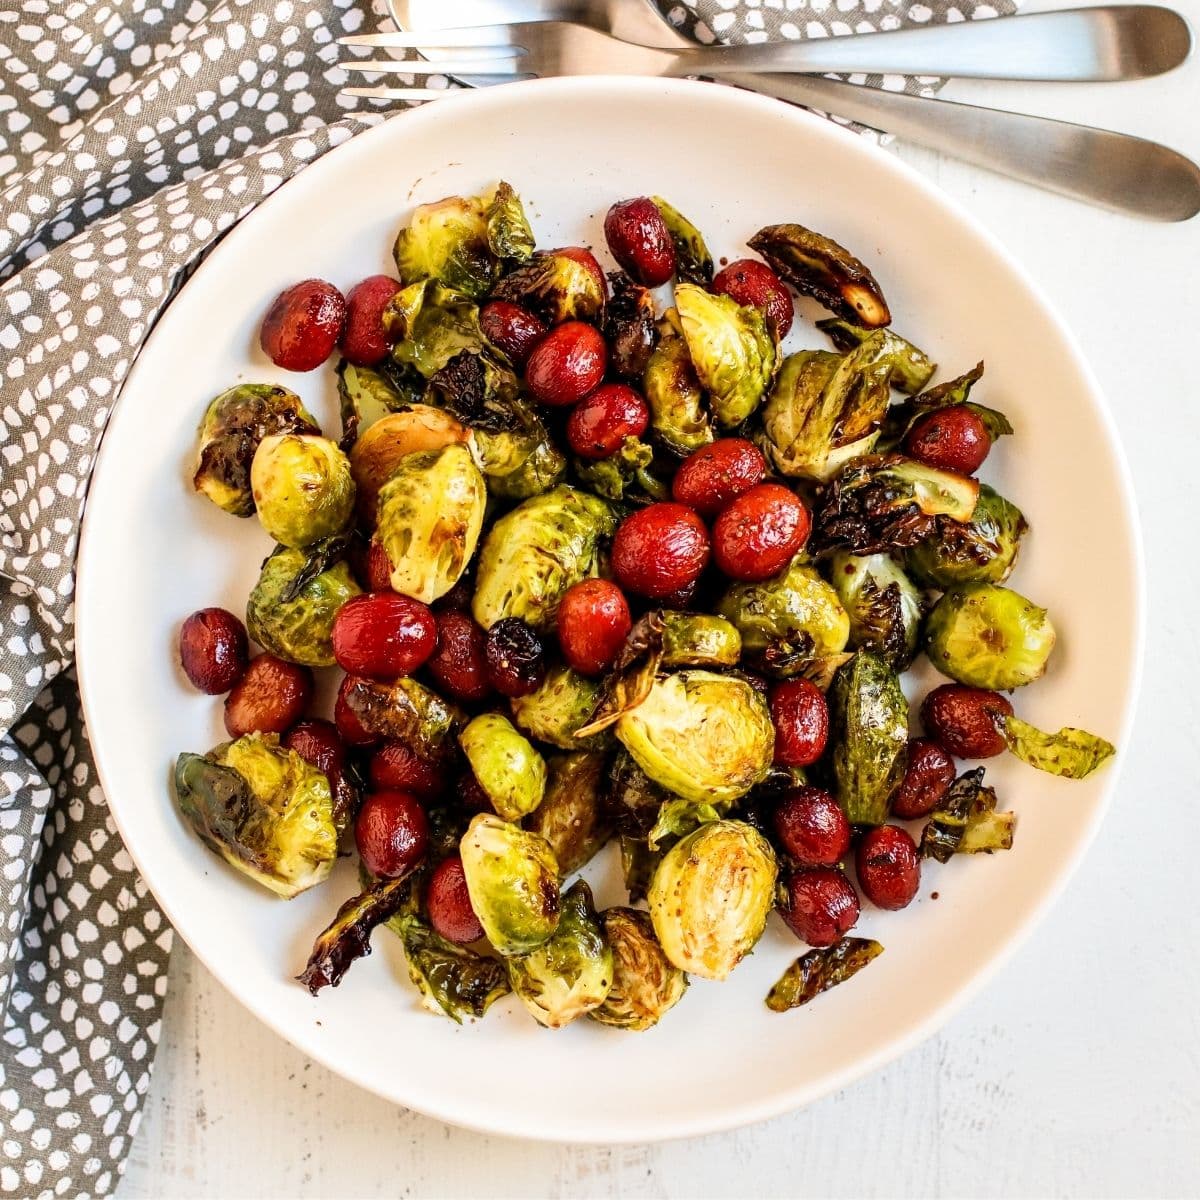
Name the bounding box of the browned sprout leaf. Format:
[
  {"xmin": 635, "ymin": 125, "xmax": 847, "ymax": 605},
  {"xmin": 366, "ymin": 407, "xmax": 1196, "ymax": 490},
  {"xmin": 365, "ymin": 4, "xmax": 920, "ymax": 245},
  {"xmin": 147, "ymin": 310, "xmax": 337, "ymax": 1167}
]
[
  {"xmin": 750, "ymin": 223, "xmax": 891, "ymax": 329},
  {"xmin": 1000, "ymin": 715, "xmax": 1116, "ymax": 780},
  {"xmin": 878, "ymin": 362, "xmax": 1013, "ymax": 451},
  {"xmin": 575, "ymin": 612, "xmax": 666, "ymax": 737},
  {"xmin": 766, "ymin": 937, "xmax": 884, "ymax": 1012},
  {"xmin": 920, "ymin": 766, "xmax": 1017, "ymax": 862},
  {"xmin": 651, "ymin": 196, "xmax": 714, "ymax": 286},
  {"xmin": 605, "ymin": 272, "xmax": 658, "ymax": 381}
]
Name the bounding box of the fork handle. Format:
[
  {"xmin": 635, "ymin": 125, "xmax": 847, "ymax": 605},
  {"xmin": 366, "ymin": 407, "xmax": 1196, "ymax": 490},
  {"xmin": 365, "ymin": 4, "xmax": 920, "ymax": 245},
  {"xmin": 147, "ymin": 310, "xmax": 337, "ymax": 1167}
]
[
  {"xmin": 672, "ymin": 8, "xmax": 1191, "ymax": 81},
  {"xmin": 718, "ymin": 73, "xmax": 1200, "ymax": 221}
]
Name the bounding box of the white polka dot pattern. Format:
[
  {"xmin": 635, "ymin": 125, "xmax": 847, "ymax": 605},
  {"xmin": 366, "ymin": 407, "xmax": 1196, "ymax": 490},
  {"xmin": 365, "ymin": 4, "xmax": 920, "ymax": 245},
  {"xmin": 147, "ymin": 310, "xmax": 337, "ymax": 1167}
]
[{"xmin": 0, "ymin": 0, "xmax": 1016, "ymax": 1194}]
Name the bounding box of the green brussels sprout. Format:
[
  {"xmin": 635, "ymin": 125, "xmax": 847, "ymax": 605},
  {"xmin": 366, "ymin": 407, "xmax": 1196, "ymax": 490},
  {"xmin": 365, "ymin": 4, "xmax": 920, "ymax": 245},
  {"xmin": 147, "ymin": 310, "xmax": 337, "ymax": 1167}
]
[
  {"xmin": 174, "ymin": 733, "xmax": 337, "ymax": 898},
  {"xmin": 642, "ymin": 318, "xmax": 713, "ymax": 457},
  {"xmin": 250, "ymin": 434, "xmax": 355, "ymax": 549},
  {"xmin": 507, "ymin": 880, "xmax": 613, "ymax": 1029},
  {"xmin": 393, "ymin": 195, "xmax": 498, "ymax": 299},
  {"xmin": 395, "ymin": 915, "xmax": 511, "ymax": 1023},
  {"xmin": 491, "ymin": 250, "xmax": 605, "ymax": 326},
  {"xmin": 476, "ymin": 419, "xmax": 568, "ymax": 501},
  {"xmin": 647, "ymin": 820, "xmax": 777, "ymax": 981},
  {"xmin": 717, "ymin": 556, "xmax": 851, "ymax": 679},
  {"xmin": 828, "ymin": 552, "xmax": 922, "ymax": 668},
  {"xmin": 459, "ymin": 713, "xmax": 547, "ymax": 822},
  {"xmin": 615, "ymin": 670, "xmax": 774, "ymax": 806},
  {"xmin": 376, "ymin": 443, "xmax": 486, "ymax": 604},
  {"xmin": 510, "ymin": 664, "xmax": 608, "ymax": 751},
  {"xmin": 342, "ymin": 676, "xmax": 464, "ymax": 758},
  {"xmin": 829, "ymin": 651, "xmax": 909, "ymax": 826},
  {"xmin": 878, "ymin": 361, "xmax": 1013, "ymax": 452},
  {"xmin": 590, "ymin": 908, "xmax": 687, "ymax": 1031},
  {"xmin": 337, "ymin": 360, "xmax": 421, "ymax": 447},
  {"xmin": 391, "ymin": 290, "xmax": 487, "ymax": 380},
  {"xmin": 472, "ymin": 485, "xmax": 617, "ymax": 631},
  {"xmin": 524, "ymin": 752, "xmax": 612, "ymax": 876},
  {"xmin": 246, "ymin": 545, "xmax": 361, "ymax": 667},
  {"xmin": 651, "ymin": 196, "xmax": 713, "ymax": 285},
  {"xmin": 907, "ymin": 485, "xmax": 1028, "ymax": 589},
  {"xmin": 483, "ymin": 180, "xmax": 535, "ymax": 263},
  {"xmin": 674, "ymin": 283, "xmax": 777, "ymax": 429},
  {"xmin": 816, "ymin": 318, "xmax": 936, "ymax": 395},
  {"xmin": 460, "ymin": 813, "xmax": 561, "ymax": 957},
  {"xmin": 379, "ymin": 279, "xmax": 429, "ymax": 343},
  {"xmin": 193, "ymin": 383, "xmax": 319, "ymax": 517},
  {"xmin": 998, "ymin": 715, "xmax": 1115, "ymax": 780},
  {"xmin": 659, "ymin": 611, "xmax": 741, "ymax": 668},
  {"xmin": 574, "ymin": 436, "xmax": 661, "ymax": 503},
  {"xmin": 924, "ymin": 583, "xmax": 1057, "ymax": 690}
]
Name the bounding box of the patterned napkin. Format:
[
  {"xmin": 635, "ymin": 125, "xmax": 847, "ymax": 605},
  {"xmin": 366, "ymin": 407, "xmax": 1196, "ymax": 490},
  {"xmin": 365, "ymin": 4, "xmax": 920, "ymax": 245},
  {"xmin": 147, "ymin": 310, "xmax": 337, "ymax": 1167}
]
[{"xmin": 0, "ymin": 0, "xmax": 1015, "ymax": 1194}]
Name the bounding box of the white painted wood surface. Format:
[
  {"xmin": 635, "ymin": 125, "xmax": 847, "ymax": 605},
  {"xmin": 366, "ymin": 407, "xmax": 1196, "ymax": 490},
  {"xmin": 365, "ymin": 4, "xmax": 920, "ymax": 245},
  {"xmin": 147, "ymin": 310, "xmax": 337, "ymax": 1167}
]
[{"xmin": 120, "ymin": 16, "xmax": 1200, "ymax": 1196}]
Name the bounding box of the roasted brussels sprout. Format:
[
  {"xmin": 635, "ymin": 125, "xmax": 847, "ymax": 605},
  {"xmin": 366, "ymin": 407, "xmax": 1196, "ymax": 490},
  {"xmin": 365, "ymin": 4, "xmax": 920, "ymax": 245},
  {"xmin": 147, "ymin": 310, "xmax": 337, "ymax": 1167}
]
[
  {"xmin": 510, "ymin": 664, "xmax": 607, "ymax": 751},
  {"xmin": 430, "ymin": 349, "xmax": 525, "ymax": 436},
  {"xmin": 193, "ymin": 383, "xmax": 319, "ymax": 517},
  {"xmin": 250, "ymin": 434, "xmax": 355, "ymax": 549},
  {"xmin": 394, "ymin": 915, "xmax": 511, "ymax": 1022},
  {"xmin": 246, "ymin": 545, "xmax": 361, "ymax": 667},
  {"xmin": 659, "ymin": 611, "xmax": 742, "ymax": 668},
  {"xmin": 573, "ymin": 436, "xmax": 660, "ymax": 503},
  {"xmin": 174, "ymin": 733, "xmax": 337, "ymax": 898},
  {"xmin": 810, "ymin": 454, "xmax": 980, "ymax": 558},
  {"xmin": 674, "ymin": 283, "xmax": 777, "ymax": 429},
  {"xmin": 919, "ymin": 766, "xmax": 1016, "ymax": 861},
  {"xmin": 393, "ymin": 195, "xmax": 498, "ymax": 300},
  {"xmin": 999, "ymin": 715, "xmax": 1115, "ymax": 780},
  {"xmin": 815, "ymin": 319, "xmax": 936, "ymax": 394},
  {"xmin": 749, "ymin": 222, "xmax": 891, "ymax": 328},
  {"xmin": 375, "ymin": 444, "xmax": 487, "ymax": 604},
  {"xmin": 459, "ymin": 813, "xmax": 561, "ymax": 957},
  {"xmin": 651, "ymin": 196, "xmax": 713, "ymax": 285},
  {"xmin": 828, "ymin": 553, "xmax": 922, "ymax": 668},
  {"xmin": 507, "ymin": 880, "xmax": 613, "ymax": 1028},
  {"xmin": 879, "ymin": 361, "xmax": 1013, "ymax": 452},
  {"xmin": 379, "ymin": 279, "xmax": 429, "ymax": 343},
  {"xmin": 337, "ymin": 360, "xmax": 418, "ymax": 448},
  {"xmin": 605, "ymin": 272, "xmax": 658, "ymax": 380},
  {"xmin": 390, "ymin": 289, "xmax": 487, "ymax": 379},
  {"xmin": 615, "ymin": 670, "xmax": 774, "ymax": 805},
  {"xmin": 341, "ymin": 676, "xmax": 462, "ymax": 757},
  {"xmin": 647, "ymin": 820, "xmax": 777, "ymax": 981},
  {"xmin": 472, "ymin": 485, "xmax": 617, "ymax": 631},
  {"xmin": 476, "ymin": 419, "xmax": 568, "ymax": 501},
  {"xmin": 642, "ymin": 316, "xmax": 713, "ymax": 457},
  {"xmin": 459, "ymin": 713, "xmax": 547, "ymax": 822},
  {"xmin": 924, "ymin": 583, "xmax": 1057, "ymax": 690},
  {"xmin": 524, "ymin": 752, "xmax": 612, "ymax": 876},
  {"xmin": 766, "ymin": 937, "xmax": 884, "ymax": 1012},
  {"xmin": 717, "ymin": 556, "xmax": 851, "ymax": 679},
  {"xmin": 590, "ymin": 907, "xmax": 687, "ymax": 1031},
  {"xmin": 483, "ymin": 180, "xmax": 535, "ymax": 263},
  {"xmin": 490, "ymin": 250, "xmax": 605, "ymax": 326},
  {"xmin": 906, "ymin": 485, "xmax": 1028, "ymax": 589},
  {"xmin": 828, "ymin": 651, "xmax": 909, "ymax": 826}
]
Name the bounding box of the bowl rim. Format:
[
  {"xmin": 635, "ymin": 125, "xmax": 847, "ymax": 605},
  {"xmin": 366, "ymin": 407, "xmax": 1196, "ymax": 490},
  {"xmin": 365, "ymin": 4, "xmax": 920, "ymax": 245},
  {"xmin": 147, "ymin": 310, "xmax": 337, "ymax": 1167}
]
[{"xmin": 75, "ymin": 74, "xmax": 1146, "ymax": 1143}]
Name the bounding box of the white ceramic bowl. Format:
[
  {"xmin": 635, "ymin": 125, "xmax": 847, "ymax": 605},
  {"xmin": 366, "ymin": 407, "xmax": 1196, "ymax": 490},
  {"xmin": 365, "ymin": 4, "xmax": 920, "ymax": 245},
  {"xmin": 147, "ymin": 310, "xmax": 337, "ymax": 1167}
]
[{"xmin": 76, "ymin": 77, "xmax": 1143, "ymax": 1142}]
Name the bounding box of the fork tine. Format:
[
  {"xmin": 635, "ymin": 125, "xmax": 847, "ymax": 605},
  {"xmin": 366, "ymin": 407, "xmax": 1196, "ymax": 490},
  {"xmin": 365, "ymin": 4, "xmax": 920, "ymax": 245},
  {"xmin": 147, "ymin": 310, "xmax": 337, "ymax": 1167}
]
[
  {"xmin": 338, "ymin": 27, "xmax": 521, "ymax": 50},
  {"xmin": 341, "ymin": 86, "xmax": 470, "ymax": 101},
  {"xmin": 340, "ymin": 59, "xmax": 525, "ymax": 76}
]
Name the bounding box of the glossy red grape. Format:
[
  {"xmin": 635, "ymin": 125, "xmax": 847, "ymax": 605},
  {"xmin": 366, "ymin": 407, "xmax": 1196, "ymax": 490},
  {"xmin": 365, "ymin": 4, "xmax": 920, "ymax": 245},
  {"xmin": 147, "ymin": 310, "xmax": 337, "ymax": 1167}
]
[
  {"xmin": 426, "ymin": 856, "xmax": 485, "ymax": 944},
  {"xmin": 480, "ymin": 300, "xmax": 547, "ymax": 369},
  {"xmin": 565, "ymin": 384, "xmax": 649, "ymax": 460},
  {"xmin": 774, "ymin": 787, "xmax": 851, "ymax": 868},
  {"xmin": 779, "ymin": 868, "xmax": 860, "ymax": 948},
  {"xmin": 283, "ymin": 718, "xmax": 346, "ymax": 775},
  {"xmin": 331, "ymin": 592, "xmax": 437, "ymax": 680},
  {"xmin": 904, "ymin": 405, "xmax": 991, "ymax": 475},
  {"xmin": 610, "ymin": 503, "xmax": 710, "ymax": 600},
  {"xmin": 604, "ymin": 198, "xmax": 675, "ymax": 287},
  {"xmin": 340, "ymin": 274, "xmax": 401, "ymax": 366},
  {"xmin": 855, "ymin": 825, "xmax": 921, "ymax": 910},
  {"xmin": 223, "ymin": 655, "xmax": 312, "ymax": 737},
  {"xmin": 892, "ymin": 738, "xmax": 956, "ymax": 819},
  {"xmin": 334, "ymin": 673, "xmax": 381, "ymax": 748},
  {"xmin": 920, "ymin": 685, "xmax": 1013, "ymax": 759},
  {"xmin": 426, "ymin": 611, "xmax": 492, "ymax": 703},
  {"xmin": 671, "ymin": 438, "xmax": 767, "ymax": 518},
  {"xmin": 369, "ymin": 741, "xmax": 446, "ymax": 800},
  {"xmin": 770, "ymin": 678, "xmax": 830, "ymax": 768},
  {"xmin": 355, "ymin": 790, "xmax": 429, "ymax": 879},
  {"xmin": 711, "ymin": 258, "xmax": 794, "ymax": 338},
  {"xmin": 525, "ymin": 321, "xmax": 607, "ymax": 407},
  {"xmin": 556, "ymin": 579, "xmax": 632, "ymax": 676},
  {"xmin": 713, "ymin": 483, "xmax": 810, "ymax": 582},
  {"xmin": 179, "ymin": 607, "xmax": 248, "ymax": 694},
  {"xmin": 260, "ymin": 279, "xmax": 346, "ymax": 372}
]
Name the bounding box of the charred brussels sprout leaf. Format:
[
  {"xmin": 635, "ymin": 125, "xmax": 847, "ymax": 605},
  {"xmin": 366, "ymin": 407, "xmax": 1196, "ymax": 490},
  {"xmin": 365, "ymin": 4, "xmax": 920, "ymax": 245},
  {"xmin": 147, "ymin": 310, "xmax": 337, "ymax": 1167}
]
[
  {"xmin": 647, "ymin": 798, "xmax": 723, "ymax": 851},
  {"xmin": 907, "ymin": 485, "xmax": 1028, "ymax": 590},
  {"xmin": 376, "ymin": 444, "xmax": 486, "ymax": 604},
  {"xmin": 490, "ymin": 250, "xmax": 605, "ymax": 326},
  {"xmin": 920, "ymin": 767, "xmax": 1016, "ymax": 861},
  {"xmin": 246, "ymin": 546, "xmax": 361, "ymax": 667},
  {"xmin": 766, "ymin": 937, "xmax": 884, "ymax": 1012},
  {"xmin": 430, "ymin": 350, "xmax": 527, "ymax": 435},
  {"xmin": 829, "ymin": 553, "xmax": 922, "ymax": 669},
  {"xmin": 574, "ymin": 436, "xmax": 657, "ymax": 502},
  {"xmin": 298, "ymin": 872, "xmax": 415, "ymax": 994},
  {"xmin": 749, "ymin": 223, "xmax": 891, "ymax": 329},
  {"xmin": 605, "ymin": 272, "xmax": 658, "ymax": 381},
  {"xmin": 393, "ymin": 195, "xmax": 498, "ymax": 300},
  {"xmin": 999, "ymin": 715, "xmax": 1115, "ymax": 780},
  {"xmin": 337, "ymin": 360, "xmax": 418, "ymax": 449},
  {"xmin": 643, "ymin": 317, "xmax": 713, "ymax": 458},
  {"xmin": 250, "ymin": 434, "xmax": 355, "ymax": 550},
  {"xmin": 379, "ymin": 279, "xmax": 428, "ymax": 344},
  {"xmin": 659, "ymin": 611, "xmax": 742, "ymax": 668},
  {"xmin": 475, "ymin": 418, "xmax": 568, "ymax": 501},
  {"xmin": 344, "ymin": 676, "xmax": 462, "ymax": 758},
  {"xmin": 810, "ymin": 454, "xmax": 980, "ymax": 558},
  {"xmin": 590, "ymin": 907, "xmax": 687, "ymax": 1031},
  {"xmin": 815, "ymin": 319, "xmax": 935, "ymax": 394},
  {"xmin": 394, "ymin": 915, "xmax": 511, "ymax": 1023},
  {"xmin": 616, "ymin": 671, "xmax": 775, "ymax": 806},
  {"xmin": 390, "ymin": 291, "xmax": 487, "ymax": 380},
  {"xmin": 608, "ymin": 748, "xmax": 671, "ymax": 838},
  {"xmin": 460, "ymin": 814, "xmax": 561, "ymax": 957},
  {"xmin": 472, "ymin": 485, "xmax": 617, "ymax": 631},
  {"xmin": 925, "ymin": 583, "xmax": 1056, "ymax": 690},
  {"xmin": 507, "ymin": 880, "xmax": 613, "ymax": 1029},
  {"xmin": 511, "ymin": 664, "xmax": 608, "ymax": 751},
  {"xmin": 193, "ymin": 384, "xmax": 320, "ymax": 517},
  {"xmin": 675, "ymin": 283, "xmax": 777, "ymax": 429},
  {"xmin": 576, "ymin": 612, "xmax": 666, "ymax": 738},
  {"xmin": 174, "ymin": 734, "xmax": 337, "ymax": 899},
  {"xmin": 651, "ymin": 196, "xmax": 714, "ymax": 285},
  {"xmin": 648, "ymin": 820, "xmax": 777, "ymax": 981},
  {"xmin": 879, "ymin": 362, "xmax": 1013, "ymax": 451},
  {"xmin": 525, "ymin": 752, "xmax": 612, "ymax": 877},
  {"xmin": 829, "ymin": 652, "xmax": 908, "ymax": 826},
  {"xmin": 619, "ymin": 835, "xmax": 662, "ymax": 906},
  {"xmin": 459, "ymin": 713, "xmax": 547, "ymax": 822},
  {"xmin": 483, "ymin": 181, "xmax": 535, "ymax": 263}
]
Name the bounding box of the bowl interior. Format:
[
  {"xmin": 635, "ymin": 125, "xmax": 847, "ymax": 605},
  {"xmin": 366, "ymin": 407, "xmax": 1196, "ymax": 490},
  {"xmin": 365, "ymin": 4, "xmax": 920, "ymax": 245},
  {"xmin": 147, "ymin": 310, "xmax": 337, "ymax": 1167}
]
[{"xmin": 76, "ymin": 77, "xmax": 1141, "ymax": 1142}]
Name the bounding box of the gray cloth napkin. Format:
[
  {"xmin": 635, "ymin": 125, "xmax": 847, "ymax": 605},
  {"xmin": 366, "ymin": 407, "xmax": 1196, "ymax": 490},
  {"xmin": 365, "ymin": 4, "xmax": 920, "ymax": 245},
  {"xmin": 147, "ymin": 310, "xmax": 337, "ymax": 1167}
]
[{"xmin": 0, "ymin": 0, "xmax": 1014, "ymax": 1194}]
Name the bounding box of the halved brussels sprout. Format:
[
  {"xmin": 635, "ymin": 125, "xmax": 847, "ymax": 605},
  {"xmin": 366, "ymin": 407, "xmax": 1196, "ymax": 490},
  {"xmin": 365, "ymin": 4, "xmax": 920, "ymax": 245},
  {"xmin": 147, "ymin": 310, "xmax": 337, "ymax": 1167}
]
[
  {"xmin": 590, "ymin": 907, "xmax": 687, "ymax": 1031},
  {"xmin": 193, "ymin": 384, "xmax": 319, "ymax": 517},
  {"xmin": 390, "ymin": 290, "xmax": 487, "ymax": 379},
  {"xmin": 483, "ymin": 181, "xmax": 535, "ymax": 263},
  {"xmin": 651, "ymin": 196, "xmax": 713, "ymax": 285},
  {"xmin": 816, "ymin": 319, "xmax": 937, "ymax": 395},
  {"xmin": 674, "ymin": 283, "xmax": 777, "ymax": 429},
  {"xmin": 615, "ymin": 670, "xmax": 774, "ymax": 806},
  {"xmin": 829, "ymin": 651, "xmax": 909, "ymax": 826},
  {"xmin": 341, "ymin": 676, "xmax": 462, "ymax": 758},
  {"xmin": 643, "ymin": 317, "xmax": 713, "ymax": 458},
  {"xmin": 828, "ymin": 553, "xmax": 922, "ymax": 669},
  {"xmin": 510, "ymin": 664, "xmax": 607, "ymax": 751},
  {"xmin": 393, "ymin": 195, "xmax": 498, "ymax": 299},
  {"xmin": 906, "ymin": 485, "xmax": 1028, "ymax": 589},
  {"xmin": 395, "ymin": 915, "xmax": 511, "ymax": 1022},
  {"xmin": 524, "ymin": 752, "xmax": 612, "ymax": 877},
  {"xmin": 490, "ymin": 250, "xmax": 605, "ymax": 325},
  {"xmin": 659, "ymin": 611, "xmax": 742, "ymax": 668},
  {"xmin": 606, "ymin": 272, "xmax": 658, "ymax": 381},
  {"xmin": 924, "ymin": 583, "xmax": 1057, "ymax": 690},
  {"xmin": 376, "ymin": 443, "xmax": 487, "ymax": 604},
  {"xmin": 507, "ymin": 880, "xmax": 613, "ymax": 1029},
  {"xmin": 250, "ymin": 434, "xmax": 355, "ymax": 549},
  {"xmin": 459, "ymin": 814, "xmax": 560, "ymax": 957},
  {"xmin": 472, "ymin": 485, "xmax": 617, "ymax": 631},
  {"xmin": 337, "ymin": 360, "xmax": 420, "ymax": 448},
  {"xmin": 647, "ymin": 820, "xmax": 777, "ymax": 981},
  {"xmin": 246, "ymin": 545, "xmax": 361, "ymax": 667},
  {"xmin": 476, "ymin": 418, "xmax": 568, "ymax": 501},
  {"xmin": 459, "ymin": 713, "xmax": 547, "ymax": 822},
  {"xmin": 174, "ymin": 733, "xmax": 337, "ymax": 899},
  {"xmin": 717, "ymin": 556, "xmax": 851, "ymax": 679}
]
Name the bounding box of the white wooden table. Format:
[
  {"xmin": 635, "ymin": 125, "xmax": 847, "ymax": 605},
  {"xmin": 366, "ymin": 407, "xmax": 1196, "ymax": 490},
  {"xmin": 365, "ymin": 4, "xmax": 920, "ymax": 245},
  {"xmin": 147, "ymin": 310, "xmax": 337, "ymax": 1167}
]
[{"xmin": 120, "ymin": 24, "xmax": 1200, "ymax": 1197}]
